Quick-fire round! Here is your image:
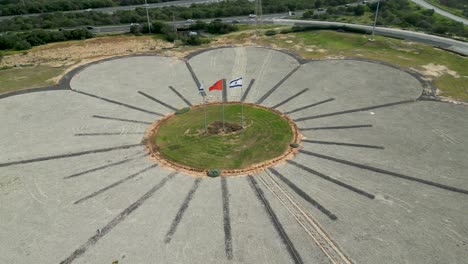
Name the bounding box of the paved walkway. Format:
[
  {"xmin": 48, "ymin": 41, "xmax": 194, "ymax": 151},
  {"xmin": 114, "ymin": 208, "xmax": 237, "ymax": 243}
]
[{"xmin": 1, "ymin": 47, "xmax": 467, "ymax": 264}]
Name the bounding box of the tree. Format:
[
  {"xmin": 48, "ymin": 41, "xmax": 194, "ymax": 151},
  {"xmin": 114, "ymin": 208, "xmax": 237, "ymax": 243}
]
[
  {"xmin": 315, "ymin": 0, "xmax": 322, "ymax": 8},
  {"xmin": 13, "ymin": 40, "xmax": 31, "ymax": 50},
  {"xmin": 130, "ymin": 24, "xmax": 141, "ymax": 34},
  {"xmin": 302, "ymin": 10, "xmax": 313, "ymax": 19},
  {"xmin": 354, "ymin": 5, "xmax": 365, "ymax": 16}
]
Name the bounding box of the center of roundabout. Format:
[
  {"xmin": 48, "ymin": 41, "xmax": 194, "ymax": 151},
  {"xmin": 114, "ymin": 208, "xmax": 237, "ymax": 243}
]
[{"xmin": 145, "ymin": 102, "xmax": 300, "ymax": 175}]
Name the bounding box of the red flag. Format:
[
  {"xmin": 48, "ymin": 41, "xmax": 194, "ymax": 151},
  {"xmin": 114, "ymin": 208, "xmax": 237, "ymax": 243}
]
[{"xmin": 209, "ymin": 79, "xmax": 223, "ymax": 91}]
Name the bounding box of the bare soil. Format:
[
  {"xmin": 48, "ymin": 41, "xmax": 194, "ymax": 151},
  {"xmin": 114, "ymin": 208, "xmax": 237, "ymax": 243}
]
[
  {"xmin": 0, "ymin": 35, "xmax": 174, "ymax": 84},
  {"xmin": 207, "ymin": 121, "xmax": 243, "ymax": 134}
]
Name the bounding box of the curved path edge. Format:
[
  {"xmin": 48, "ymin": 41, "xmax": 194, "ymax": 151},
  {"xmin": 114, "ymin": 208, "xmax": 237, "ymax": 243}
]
[
  {"xmin": 275, "ymin": 19, "xmax": 468, "ymax": 56},
  {"xmin": 0, "ymin": 47, "xmax": 444, "ymax": 102}
]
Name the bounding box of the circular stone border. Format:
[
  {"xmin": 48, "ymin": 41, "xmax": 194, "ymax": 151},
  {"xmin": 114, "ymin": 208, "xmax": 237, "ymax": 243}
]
[{"xmin": 143, "ymin": 102, "xmax": 302, "ymax": 177}]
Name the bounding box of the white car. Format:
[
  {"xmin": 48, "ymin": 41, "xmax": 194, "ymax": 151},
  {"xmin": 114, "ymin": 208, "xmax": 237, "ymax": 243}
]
[
  {"xmin": 249, "ymin": 14, "xmax": 257, "ymax": 18},
  {"xmin": 186, "ymin": 19, "xmax": 195, "ymax": 23}
]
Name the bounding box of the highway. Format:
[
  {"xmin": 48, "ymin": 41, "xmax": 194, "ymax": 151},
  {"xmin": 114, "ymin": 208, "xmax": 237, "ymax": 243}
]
[
  {"xmin": 90, "ymin": 13, "xmax": 468, "ymax": 56},
  {"xmin": 1, "ymin": 0, "xmax": 467, "ymax": 27},
  {"xmin": 91, "ymin": 12, "xmax": 291, "ymax": 33},
  {"xmin": 0, "ymin": 0, "xmax": 221, "ymax": 21},
  {"xmin": 276, "ymin": 19, "xmax": 468, "ymax": 55},
  {"xmin": 409, "ymin": 0, "xmax": 468, "ymax": 25}
]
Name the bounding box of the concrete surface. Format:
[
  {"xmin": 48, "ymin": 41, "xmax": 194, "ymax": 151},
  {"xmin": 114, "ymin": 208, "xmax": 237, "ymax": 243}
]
[{"xmin": 0, "ymin": 47, "xmax": 467, "ymax": 264}]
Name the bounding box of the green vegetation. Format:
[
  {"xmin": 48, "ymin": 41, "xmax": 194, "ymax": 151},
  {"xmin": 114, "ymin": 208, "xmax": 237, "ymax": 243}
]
[
  {"xmin": 1, "ymin": 0, "xmax": 466, "ymax": 49},
  {"xmin": 131, "ymin": 20, "xmax": 236, "ymax": 45},
  {"xmin": 0, "ymin": 28, "xmax": 93, "ymax": 50},
  {"xmin": 155, "ymin": 104, "xmax": 293, "ymax": 170},
  {"xmin": 0, "ymin": 0, "xmax": 181, "ymax": 16},
  {"xmin": 290, "ymin": 143, "xmax": 299, "ymax": 148},
  {"xmin": 207, "ymin": 169, "xmax": 221, "ymax": 177},
  {"xmin": 175, "ymin": 107, "xmax": 190, "ymax": 115},
  {"xmin": 265, "ymin": 30, "xmax": 277, "ymax": 36},
  {"xmin": 426, "ymin": 0, "xmax": 468, "ymax": 18},
  {"xmin": 0, "ymin": 0, "xmax": 354, "ymax": 16},
  {"xmin": 0, "ymin": 0, "xmax": 358, "ymax": 33},
  {"xmin": 304, "ymin": 0, "xmax": 467, "ymax": 39},
  {"xmin": 0, "ymin": 65, "xmax": 66, "ymax": 94},
  {"xmin": 259, "ymin": 29, "xmax": 468, "ymax": 101}
]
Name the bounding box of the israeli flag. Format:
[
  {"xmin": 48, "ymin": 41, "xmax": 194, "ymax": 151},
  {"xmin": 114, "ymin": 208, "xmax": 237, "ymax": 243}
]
[{"xmin": 229, "ymin": 77, "xmax": 243, "ymax": 88}]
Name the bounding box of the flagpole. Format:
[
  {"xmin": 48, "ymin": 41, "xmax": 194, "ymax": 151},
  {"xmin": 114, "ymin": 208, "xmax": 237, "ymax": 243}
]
[
  {"xmin": 222, "ymin": 79, "xmax": 226, "ymax": 132},
  {"xmin": 199, "ymin": 82, "xmax": 207, "ymax": 133},
  {"xmin": 204, "ymin": 94, "xmax": 207, "ymax": 133},
  {"xmin": 241, "ymin": 85, "xmax": 244, "ymax": 127}
]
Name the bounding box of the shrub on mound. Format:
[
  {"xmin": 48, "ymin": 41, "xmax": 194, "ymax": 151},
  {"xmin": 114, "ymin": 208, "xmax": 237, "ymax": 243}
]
[
  {"xmin": 265, "ymin": 30, "xmax": 277, "ymax": 36},
  {"xmin": 207, "ymin": 168, "xmax": 221, "ymax": 177},
  {"xmin": 290, "ymin": 143, "xmax": 299, "ymax": 148},
  {"xmin": 175, "ymin": 107, "xmax": 190, "ymax": 115}
]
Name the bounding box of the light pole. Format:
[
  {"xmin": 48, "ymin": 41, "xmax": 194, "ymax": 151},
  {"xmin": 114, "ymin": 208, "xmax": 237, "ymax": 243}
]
[
  {"xmin": 144, "ymin": 0, "xmax": 151, "ymax": 33},
  {"xmin": 255, "ymin": 0, "xmax": 262, "ymax": 36},
  {"xmin": 370, "ymin": 0, "xmax": 381, "ymax": 41}
]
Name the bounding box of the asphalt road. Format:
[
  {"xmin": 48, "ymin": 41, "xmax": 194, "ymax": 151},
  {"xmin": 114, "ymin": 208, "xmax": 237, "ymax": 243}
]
[
  {"xmin": 409, "ymin": 0, "xmax": 468, "ymax": 25},
  {"xmin": 276, "ymin": 19, "xmax": 468, "ymax": 56},
  {"xmin": 90, "ymin": 13, "xmax": 467, "ymax": 56},
  {"xmin": 91, "ymin": 12, "xmax": 293, "ymax": 33},
  {"xmin": 0, "ymin": 0, "xmax": 221, "ymax": 21}
]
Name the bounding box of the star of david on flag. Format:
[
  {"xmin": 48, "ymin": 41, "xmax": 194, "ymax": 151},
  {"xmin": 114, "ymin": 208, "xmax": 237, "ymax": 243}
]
[{"xmin": 229, "ymin": 77, "xmax": 243, "ymax": 88}]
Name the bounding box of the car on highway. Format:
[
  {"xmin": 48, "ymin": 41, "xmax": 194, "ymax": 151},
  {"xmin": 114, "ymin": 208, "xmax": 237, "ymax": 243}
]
[
  {"xmin": 249, "ymin": 14, "xmax": 257, "ymax": 18},
  {"xmin": 186, "ymin": 19, "xmax": 195, "ymax": 23},
  {"xmin": 213, "ymin": 18, "xmax": 222, "ymax": 22},
  {"xmin": 85, "ymin": 8, "xmax": 92, "ymax": 12},
  {"xmin": 231, "ymin": 19, "xmax": 240, "ymax": 24},
  {"xmin": 86, "ymin": 26, "xmax": 94, "ymax": 30}
]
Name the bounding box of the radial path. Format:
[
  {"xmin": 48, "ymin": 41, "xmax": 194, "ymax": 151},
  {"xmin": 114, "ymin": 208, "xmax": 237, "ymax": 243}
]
[{"xmin": 0, "ymin": 47, "xmax": 467, "ymax": 264}]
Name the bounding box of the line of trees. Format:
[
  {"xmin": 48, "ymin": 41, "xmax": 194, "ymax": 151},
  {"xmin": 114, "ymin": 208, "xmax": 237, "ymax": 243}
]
[
  {"xmin": 131, "ymin": 20, "xmax": 237, "ymax": 45},
  {"xmin": 0, "ymin": 0, "xmax": 180, "ymax": 16},
  {"xmin": 0, "ymin": 28, "xmax": 93, "ymax": 50},
  {"xmin": 0, "ymin": 0, "xmax": 358, "ymax": 17},
  {"xmin": 0, "ymin": 0, "xmax": 466, "ymax": 50},
  {"xmin": 0, "ymin": 0, "xmax": 362, "ymax": 33}
]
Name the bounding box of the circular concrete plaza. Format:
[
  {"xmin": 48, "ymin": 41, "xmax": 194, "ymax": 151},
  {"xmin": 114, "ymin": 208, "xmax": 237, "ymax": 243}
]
[{"xmin": 0, "ymin": 47, "xmax": 467, "ymax": 264}]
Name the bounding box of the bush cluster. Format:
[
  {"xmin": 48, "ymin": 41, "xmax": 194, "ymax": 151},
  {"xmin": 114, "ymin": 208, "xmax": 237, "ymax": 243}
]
[
  {"xmin": 302, "ymin": 0, "xmax": 468, "ymax": 38},
  {"xmin": 0, "ymin": 0, "xmax": 181, "ymax": 16},
  {"xmin": 131, "ymin": 20, "xmax": 232, "ymax": 46},
  {"xmin": 0, "ymin": 28, "xmax": 93, "ymax": 50},
  {"xmin": 207, "ymin": 169, "xmax": 221, "ymax": 177},
  {"xmin": 175, "ymin": 107, "xmax": 190, "ymax": 115},
  {"xmin": 290, "ymin": 143, "xmax": 299, "ymax": 148}
]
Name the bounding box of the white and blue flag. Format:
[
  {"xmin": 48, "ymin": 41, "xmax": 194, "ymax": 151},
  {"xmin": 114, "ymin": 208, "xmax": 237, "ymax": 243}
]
[{"xmin": 229, "ymin": 77, "xmax": 243, "ymax": 88}]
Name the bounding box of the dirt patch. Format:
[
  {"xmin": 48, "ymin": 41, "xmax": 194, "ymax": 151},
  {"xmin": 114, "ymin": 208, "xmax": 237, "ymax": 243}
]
[
  {"xmin": 415, "ymin": 63, "xmax": 460, "ymax": 79},
  {"xmin": 207, "ymin": 121, "xmax": 243, "ymax": 134},
  {"xmin": 0, "ymin": 35, "xmax": 174, "ymax": 83}
]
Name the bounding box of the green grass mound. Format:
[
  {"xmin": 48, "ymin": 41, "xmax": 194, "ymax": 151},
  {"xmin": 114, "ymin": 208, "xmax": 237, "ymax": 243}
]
[{"xmin": 155, "ymin": 104, "xmax": 293, "ymax": 170}]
